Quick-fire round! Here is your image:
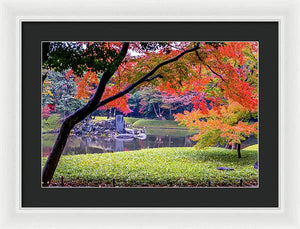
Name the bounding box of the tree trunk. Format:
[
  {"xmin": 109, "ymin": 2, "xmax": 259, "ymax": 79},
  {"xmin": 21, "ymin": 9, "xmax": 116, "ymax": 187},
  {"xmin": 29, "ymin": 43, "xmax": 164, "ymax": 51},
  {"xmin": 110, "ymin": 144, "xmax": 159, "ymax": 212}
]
[
  {"xmin": 42, "ymin": 119, "xmax": 73, "ymax": 186},
  {"xmin": 237, "ymin": 143, "xmax": 241, "ymax": 158},
  {"xmin": 42, "ymin": 43, "xmax": 129, "ymax": 186},
  {"xmin": 42, "ymin": 94, "xmax": 107, "ymax": 187}
]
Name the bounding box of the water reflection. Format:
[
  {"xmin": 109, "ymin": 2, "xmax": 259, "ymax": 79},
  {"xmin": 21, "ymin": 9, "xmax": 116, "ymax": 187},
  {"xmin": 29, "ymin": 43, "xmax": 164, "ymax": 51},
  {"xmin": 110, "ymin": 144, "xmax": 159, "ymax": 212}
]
[
  {"xmin": 42, "ymin": 133, "xmax": 257, "ymax": 157},
  {"xmin": 42, "ymin": 134, "xmax": 196, "ymax": 157}
]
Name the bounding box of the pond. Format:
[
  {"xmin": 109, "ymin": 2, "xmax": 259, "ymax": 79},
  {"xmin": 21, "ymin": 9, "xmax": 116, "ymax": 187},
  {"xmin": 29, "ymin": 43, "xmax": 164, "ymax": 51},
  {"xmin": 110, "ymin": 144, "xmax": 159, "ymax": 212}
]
[
  {"xmin": 42, "ymin": 132, "xmax": 195, "ymax": 157},
  {"xmin": 42, "ymin": 129, "xmax": 257, "ymax": 157}
]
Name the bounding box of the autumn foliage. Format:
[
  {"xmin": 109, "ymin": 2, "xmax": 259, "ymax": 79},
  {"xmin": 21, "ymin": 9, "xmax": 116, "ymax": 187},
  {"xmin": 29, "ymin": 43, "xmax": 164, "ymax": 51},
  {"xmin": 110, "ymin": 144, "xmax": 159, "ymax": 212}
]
[
  {"xmin": 171, "ymin": 42, "xmax": 258, "ymax": 149},
  {"xmin": 174, "ymin": 101, "xmax": 258, "ymax": 149},
  {"xmin": 65, "ymin": 68, "xmax": 132, "ymax": 114},
  {"xmin": 44, "ymin": 41, "xmax": 258, "ymax": 150}
]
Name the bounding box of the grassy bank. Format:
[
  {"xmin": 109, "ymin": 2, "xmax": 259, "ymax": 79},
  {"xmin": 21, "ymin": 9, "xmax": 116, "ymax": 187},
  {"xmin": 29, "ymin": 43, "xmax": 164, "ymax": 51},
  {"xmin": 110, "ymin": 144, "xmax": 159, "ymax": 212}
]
[
  {"xmin": 43, "ymin": 145, "xmax": 258, "ymax": 187},
  {"xmin": 93, "ymin": 116, "xmax": 196, "ymax": 136},
  {"xmin": 132, "ymin": 119, "xmax": 186, "ymax": 129},
  {"xmin": 94, "ymin": 116, "xmax": 187, "ymax": 129},
  {"xmin": 42, "ymin": 114, "xmax": 62, "ymax": 132},
  {"xmin": 43, "ymin": 115, "xmax": 191, "ymax": 132},
  {"xmin": 124, "ymin": 117, "xmax": 141, "ymax": 125}
]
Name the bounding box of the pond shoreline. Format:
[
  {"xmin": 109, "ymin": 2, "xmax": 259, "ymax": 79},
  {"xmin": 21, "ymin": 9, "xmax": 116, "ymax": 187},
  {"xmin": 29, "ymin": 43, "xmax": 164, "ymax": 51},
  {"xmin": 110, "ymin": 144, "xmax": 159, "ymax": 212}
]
[
  {"xmin": 41, "ymin": 126, "xmax": 192, "ymax": 135},
  {"xmin": 133, "ymin": 126, "xmax": 191, "ymax": 130}
]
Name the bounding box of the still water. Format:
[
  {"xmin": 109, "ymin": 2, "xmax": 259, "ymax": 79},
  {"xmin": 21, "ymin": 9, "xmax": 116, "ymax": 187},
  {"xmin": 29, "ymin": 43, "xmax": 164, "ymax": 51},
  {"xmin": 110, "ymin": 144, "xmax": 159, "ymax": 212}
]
[
  {"xmin": 42, "ymin": 133, "xmax": 197, "ymax": 157},
  {"xmin": 42, "ymin": 130, "xmax": 258, "ymax": 157}
]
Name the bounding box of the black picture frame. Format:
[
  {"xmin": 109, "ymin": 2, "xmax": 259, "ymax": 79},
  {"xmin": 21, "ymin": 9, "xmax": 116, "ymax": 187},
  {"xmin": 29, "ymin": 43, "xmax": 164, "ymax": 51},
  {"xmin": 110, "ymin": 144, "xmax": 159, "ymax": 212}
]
[{"xmin": 22, "ymin": 22, "xmax": 278, "ymax": 208}]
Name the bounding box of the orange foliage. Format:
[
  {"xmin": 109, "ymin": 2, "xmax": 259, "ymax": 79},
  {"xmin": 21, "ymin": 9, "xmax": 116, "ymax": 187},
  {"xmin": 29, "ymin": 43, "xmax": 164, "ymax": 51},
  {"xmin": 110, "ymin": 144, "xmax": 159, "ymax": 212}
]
[
  {"xmin": 73, "ymin": 70, "xmax": 99, "ymax": 100},
  {"xmin": 98, "ymin": 86, "xmax": 132, "ymax": 115},
  {"xmin": 64, "ymin": 41, "xmax": 258, "ymax": 127},
  {"xmin": 175, "ymin": 101, "xmax": 258, "ymax": 146}
]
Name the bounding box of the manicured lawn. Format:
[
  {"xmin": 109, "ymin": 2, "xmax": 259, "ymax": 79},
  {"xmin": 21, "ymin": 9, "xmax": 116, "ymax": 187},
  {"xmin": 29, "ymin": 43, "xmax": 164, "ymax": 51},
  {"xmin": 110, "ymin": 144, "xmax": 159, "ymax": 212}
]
[
  {"xmin": 43, "ymin": 146, "xmax": 258, "ymax": 187},
  {"xmin": 133, "ymin": 119, "xmax": 187, "ymax": 129},
  {"xmin": 93, "ymin": 117, "xmax": 193, "ymax": 134},
  {"xmin": 93, "ymin": 116, "xmax": 186, "ymax": 129},
  {"xmin": 243, "ymin": 144, "xmax": 258, "ymax": 151},
  {"xmin": 124, "ymin": 117, "xmax": 141, "ymax": 125}
]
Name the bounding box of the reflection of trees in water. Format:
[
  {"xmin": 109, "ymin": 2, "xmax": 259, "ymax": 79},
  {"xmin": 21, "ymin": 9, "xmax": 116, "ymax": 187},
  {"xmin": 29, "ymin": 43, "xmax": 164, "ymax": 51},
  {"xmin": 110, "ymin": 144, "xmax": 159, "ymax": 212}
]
[
  {"xmin": 138, "ymin": 139, "xmax": 145, "ymax": 149},
  {"xmin": 42, "ymin": 133, "xmax": 255, "ymax": 157},
  {"xmin": 115, "ymin": 139, "xmax": 124, "ymax": 152},
  {"xmin": 184, "ymin": 136, "xmax": 193, "ymax": 147},
  {"xmin": 42, "ymin": 134, "xmax": 197, "ymax": 156},
  {"xmin": 42, "ymin": 146, "xmax": 52, "ymax": 157},
  {"xmin": 63, "ymin": 136, "xmax": 110, "ymax": 155},
  {"xmin": 79, "ymin": 136, "xmax": 90, "ymax": 154},
  {"xmin": 63, "ymin": 136, "xmax": 127, "ymax": 154},
  {"xmin": 145, "ymin": 135, "xmax": 194, "ymax": 148},
  {"xmin": 154, "ymin": 136, "xmax": 164, "ymax": 148}
]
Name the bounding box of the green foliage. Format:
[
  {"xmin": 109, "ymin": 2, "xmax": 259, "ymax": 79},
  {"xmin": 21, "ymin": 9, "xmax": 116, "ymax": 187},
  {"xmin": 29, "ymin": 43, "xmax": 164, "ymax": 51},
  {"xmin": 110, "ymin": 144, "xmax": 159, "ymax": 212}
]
[
  {"xmin": 193, "ymin": 130, "xmax": 225, "ymax": 149},
  {"xmin": 242, "ymin": 48, "xmax": 258, "ymax": 88},
  {"xmin": 43, "ymin": 42, "xmax": 120, "ymax": 76},
  {"xmin": 42, "ymin": 146, "xmax": 258, "ymax": 186},
  {"xmin": 42, "ymin": 114, "xmax": 62, "ymax": 132},
  {"xmin": 127, "ymin": 91, "xmax": 142, "ymax": 118},
  {"xmin": 42, "ymin": 70, "xmax": 86, "ymax": 117},
  {"xmin": 138, "ymin": 87, "xmax": 166, "ymax": 119}
]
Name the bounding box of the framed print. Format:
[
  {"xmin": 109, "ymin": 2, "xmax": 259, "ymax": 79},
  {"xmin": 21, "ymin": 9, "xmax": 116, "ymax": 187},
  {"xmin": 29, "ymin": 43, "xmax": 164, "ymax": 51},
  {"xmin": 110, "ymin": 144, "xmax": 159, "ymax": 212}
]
[
  {"xmin": 22, "ymin": 21, "xmax": 276, "ymax": 207},
  {"xmin": 1, "ymin": 0, "xmax": 300, "ymax": 228}
]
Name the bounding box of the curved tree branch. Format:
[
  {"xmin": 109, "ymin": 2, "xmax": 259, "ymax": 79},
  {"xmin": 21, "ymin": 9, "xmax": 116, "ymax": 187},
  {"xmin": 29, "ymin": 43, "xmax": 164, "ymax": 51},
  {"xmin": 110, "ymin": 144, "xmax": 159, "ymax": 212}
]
[
  {"xmin": 96, "ymin": 43, "xmax": 200, "ymax": 109},
  {"xmin": 195, "ymin": 50, "xmax": 225, "ymax": 82},
  {"xmin": 66, "ymin": 42, "xmax": 129, "ymax": 125}
]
